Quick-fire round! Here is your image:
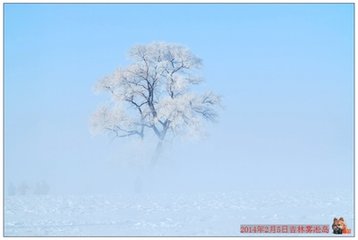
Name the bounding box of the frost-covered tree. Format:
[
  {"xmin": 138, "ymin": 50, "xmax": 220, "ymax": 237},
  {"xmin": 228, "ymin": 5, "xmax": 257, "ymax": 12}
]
[{"xmin": 91, "ymin": 42, "xmax": 220, "ymax": 164}]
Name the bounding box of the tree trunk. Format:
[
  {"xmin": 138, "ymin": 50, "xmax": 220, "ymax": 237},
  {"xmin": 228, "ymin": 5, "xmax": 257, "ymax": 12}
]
[{"xmin": 151, "ymin": 140, "xmax": 163, "ymax": 166}]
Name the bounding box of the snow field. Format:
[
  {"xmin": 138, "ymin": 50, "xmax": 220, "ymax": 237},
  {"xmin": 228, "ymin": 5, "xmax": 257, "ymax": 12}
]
[{"xmin": 5, "ymin": 190, "xmax": 353, "ymax": 236}]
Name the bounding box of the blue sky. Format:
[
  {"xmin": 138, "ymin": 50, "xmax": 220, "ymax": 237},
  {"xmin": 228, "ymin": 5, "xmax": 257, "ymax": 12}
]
[{"xmin": 4, "ymin": 4, "xmax": 354, "ymax": 194}]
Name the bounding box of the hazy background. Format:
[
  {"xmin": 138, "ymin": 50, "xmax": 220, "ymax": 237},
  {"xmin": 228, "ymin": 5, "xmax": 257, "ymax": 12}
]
[{"xmin": 4, "ymin": 4, "xmax": 353, "ymax": 195}]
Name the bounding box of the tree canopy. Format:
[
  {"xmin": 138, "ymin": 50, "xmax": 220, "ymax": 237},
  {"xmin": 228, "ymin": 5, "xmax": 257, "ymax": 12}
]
[{"xmin": 91, "ymin": 42, "xmax": 220, "ymax": 146}]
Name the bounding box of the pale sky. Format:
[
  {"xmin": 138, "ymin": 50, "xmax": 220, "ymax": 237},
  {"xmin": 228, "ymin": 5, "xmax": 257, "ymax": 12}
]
[{"xmin": 4, "ymin": 3, "xmax": 354, "ymax": 194}]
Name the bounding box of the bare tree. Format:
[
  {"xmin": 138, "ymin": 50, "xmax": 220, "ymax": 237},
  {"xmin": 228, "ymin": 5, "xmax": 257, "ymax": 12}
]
[{"xmin": 91, "ymin": 42, "xmax": 220, "ymax": 164}]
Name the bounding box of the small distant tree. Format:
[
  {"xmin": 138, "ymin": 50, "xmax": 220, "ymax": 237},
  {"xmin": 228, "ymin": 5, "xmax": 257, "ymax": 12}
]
[
  {"xmin": 91, "ymin": 42, "xmax": 220, "ymax": 164},
  {"xmin": 7, "ymin": 182, "xmax": 16, "ymax": 196},
  {"xmin": 17, "ymin": 182, "xmax": 29, "ymax": 195},
  {"xmin": 34, "ymin": 181, "xmax": 50, "ymax": 195}
]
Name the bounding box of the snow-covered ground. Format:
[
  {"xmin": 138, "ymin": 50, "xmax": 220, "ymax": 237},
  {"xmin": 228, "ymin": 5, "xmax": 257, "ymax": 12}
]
[{"xmin": 4, "ymin": 190, "xmax": 353, "ymax": 236}]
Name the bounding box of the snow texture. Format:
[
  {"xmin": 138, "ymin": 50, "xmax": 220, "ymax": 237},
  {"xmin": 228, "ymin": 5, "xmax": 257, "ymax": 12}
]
[{"xmin": 4, "ymin": 190, "xmax": 353, "ymax": 236}]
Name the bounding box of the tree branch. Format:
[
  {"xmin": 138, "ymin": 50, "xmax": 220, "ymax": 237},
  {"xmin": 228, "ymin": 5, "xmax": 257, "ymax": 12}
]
[
  {"xmin": 105, "ymin": 127, "xmax": 142, "ymax": 138},
  {"xmin": 125, "ymin": 97, "xmax": 147, "ymax": 116}
]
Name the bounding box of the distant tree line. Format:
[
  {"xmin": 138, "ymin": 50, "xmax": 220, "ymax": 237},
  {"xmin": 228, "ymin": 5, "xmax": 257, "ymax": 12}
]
[{"xmin": 6, "ymin": 181, "xmax": 50, "ymax": 196}]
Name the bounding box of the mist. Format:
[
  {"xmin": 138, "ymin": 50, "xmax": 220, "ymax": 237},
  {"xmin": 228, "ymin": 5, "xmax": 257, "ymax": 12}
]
[
  {"xmin": 4, "ymin": 3, "xmax": 353, "ymax": 236},
  {"xmin": 5, "ymin": 109, "xmax": 352, "ymax": 196}
]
